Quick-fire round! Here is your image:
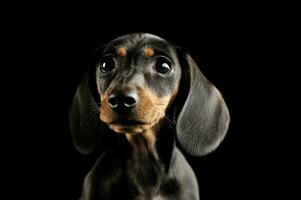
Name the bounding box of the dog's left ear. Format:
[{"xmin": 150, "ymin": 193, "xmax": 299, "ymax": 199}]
[
  {"xmin": 69, "ymin": 46, "xmax": 110, "ymax": 154},
  {"xmin": 176, "ymin": 52, "xmax": 230, "ymax": 156}
]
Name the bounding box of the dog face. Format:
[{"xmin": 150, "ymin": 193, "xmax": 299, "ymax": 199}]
[
  {"xmin": 69, "ymin": 33, "xmax": 230, "ymax": 155},
  {"xmin": 95, "ymin": 34, "xmax": 181, "ymax": 134}
]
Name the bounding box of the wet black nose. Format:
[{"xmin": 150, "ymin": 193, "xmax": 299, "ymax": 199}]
[{"xmin": 108, "ymin": 88, "xmax": 138, "ymax": 114}]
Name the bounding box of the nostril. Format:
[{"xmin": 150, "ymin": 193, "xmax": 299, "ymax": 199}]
[
  {"xmin": 108, "ymin": 95, "xmax": 118, "ymax": 108},
  {"xmin": 123, "ymin": 96, "xmax": 137, "ymax": 108},
  {"xmin": 108, "ymin": 89, "xmax": 138, "ymax": 113}
]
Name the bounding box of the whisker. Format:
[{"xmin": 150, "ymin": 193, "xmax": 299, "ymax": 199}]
[
  {"xmin": 88, "ymin": 102, "xmax": 101, "ymax": 108},
  {"xmin": 164, "ymin": 115, "xmax": 175, "ymax": 124},
  {"xmin": 152, "ymin": 108, "xmax": 176, "ymax": 129},
  {"xmin": 82, "ymin": 109, "xmax": 100, "ymax": 124},
  {"xmin": 164, "ymin": 115, "xmax": 176, "ymax": 129}
]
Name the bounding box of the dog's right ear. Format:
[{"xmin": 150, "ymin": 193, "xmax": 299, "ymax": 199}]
[
  {"xmin": 175, "ymin": 51, "xmax": 230, "ymax": 156},
  {"xmin": 69, "ymin": 47, "xmax": 109, "ymax": 154}
]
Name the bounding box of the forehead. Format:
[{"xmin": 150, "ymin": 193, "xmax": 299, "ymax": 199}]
[{"xmin": 102, "ymin": 34, "xmax": 175, "ymax": 57}]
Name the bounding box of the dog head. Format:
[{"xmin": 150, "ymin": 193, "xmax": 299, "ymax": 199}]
[
  {"xmin": 96, "ymin": 34, "xmax": 181, "ymax": 135},
  {"xmin": 69, "ymin": 33, "xmax": 230, "ymax": 155}
]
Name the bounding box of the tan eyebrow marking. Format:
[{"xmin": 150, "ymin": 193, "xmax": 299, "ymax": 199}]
[
  {"xmin": 117, "ymin": 47, "xmax": 126, "ymax": 57},
  {"xmin": 144, "ymin": 47, "xmax": 155, "ymax": 57}
]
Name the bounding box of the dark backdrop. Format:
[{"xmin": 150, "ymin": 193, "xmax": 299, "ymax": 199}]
[{"xmin": 4, "ymin": 4, "xmax": 294, "ymax": 200}]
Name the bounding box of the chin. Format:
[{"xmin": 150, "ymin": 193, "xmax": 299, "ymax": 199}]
[{"xmin": 108, "ymin": 123, "xmax": 153, "ymax": 134}]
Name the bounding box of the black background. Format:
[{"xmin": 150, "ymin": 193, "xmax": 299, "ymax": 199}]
[{"xmin": 3, "ymin": 3, "xmax": 296, "ymax": 200}]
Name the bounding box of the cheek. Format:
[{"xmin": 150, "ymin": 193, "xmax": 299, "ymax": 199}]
[
  {"xmin": 137, "ymin": 85, "xmax": 177, "ymax": 117},
  {"xmin": 154, "ymin": 83, "xmax": 179, "ymax": 108},
  {"xmin": 145, "ymin": 75, "xmax": 178, "ymax": 97}
]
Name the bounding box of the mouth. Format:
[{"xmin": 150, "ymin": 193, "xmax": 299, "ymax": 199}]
[
  {"xmin": 107, "ymin": 119, "xmax": 152, "ymax": 134},
  {"xmin": 110, "ymin": 119, "xmax": 148, "ymax": 126}
]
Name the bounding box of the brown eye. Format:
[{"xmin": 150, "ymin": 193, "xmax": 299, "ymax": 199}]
[
  {"xmin": 155, "ymin": 56, "xmax": 172, "ymax": 75},
  {"xmin": 98, "ymin": 56, "xmax": 116, "ymax": 73}
]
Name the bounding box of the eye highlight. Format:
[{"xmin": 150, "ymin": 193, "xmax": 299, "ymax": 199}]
[
  {"xmin": 155, "ymin": 56, "xmax": 172, "ymax": 75},
  {"xmin": 98, "ymin": 56, "xmax": 116, "ymax": 73}
]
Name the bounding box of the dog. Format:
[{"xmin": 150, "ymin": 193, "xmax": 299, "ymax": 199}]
[{"xmin": 69, "ymin": 33, "xmax": 230, "ymax": 200}]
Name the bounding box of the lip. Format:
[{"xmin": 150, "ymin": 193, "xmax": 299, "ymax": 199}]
[
  {"xmin": 108, "ymin": 119, "xmax": 153, "ymax": 134},
  {"xmin": 110, "ymin": 120, "xmax": 148, "ymax": 126}
]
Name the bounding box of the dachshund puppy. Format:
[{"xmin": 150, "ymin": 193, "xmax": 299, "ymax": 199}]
[{"xmin": 69, "ymin": 33, "xmax": 230, "ymax": 200}]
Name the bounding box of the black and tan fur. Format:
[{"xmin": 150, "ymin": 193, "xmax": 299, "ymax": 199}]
[{"xmin": 69, "ymin": 33, "xmax": 230, "ymax": 200}]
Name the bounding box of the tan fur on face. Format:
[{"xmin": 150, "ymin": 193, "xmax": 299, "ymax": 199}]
[
  {"xmin": 99, "ymin": 85, "xmax": 179, "ymax": 136},
  {"xmin": 134, "ymin": 87, "xmax": 170, "ymax": 125},
  {"xmin": 99, "ymin": 85, "xmax": 179, "ymax": 150},
  {"xmin": 117, "ymin": 47, "xmax": 126, "ymax": 57},
  {"xmin": 99, "ymin": 88, "xmax": 114, "ymax": 123},
  {"xmin": 144, "ymin": 47, "xmax": 155, "ymax": 57}
]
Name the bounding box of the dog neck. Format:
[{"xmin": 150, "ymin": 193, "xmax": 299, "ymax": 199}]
[
  {"xmin": 121, "ymin": 121, "xmax": 176, "ymax": 198},
  {"xmin": 125, "ymin": 129, "xmax": 156, "ymax": 152},
  {"xmin": 123, "ymin": 128, "xmax": 163, "ymax": 197}
]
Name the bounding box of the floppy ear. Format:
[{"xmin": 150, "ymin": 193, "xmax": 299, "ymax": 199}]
[
  {"xmin": 69, "ymin": 48, "xmax": 109, "ymax": 154},
  {"xmin": 176, "ymin": 53, "xmax": 230, "ymax": 156}
]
